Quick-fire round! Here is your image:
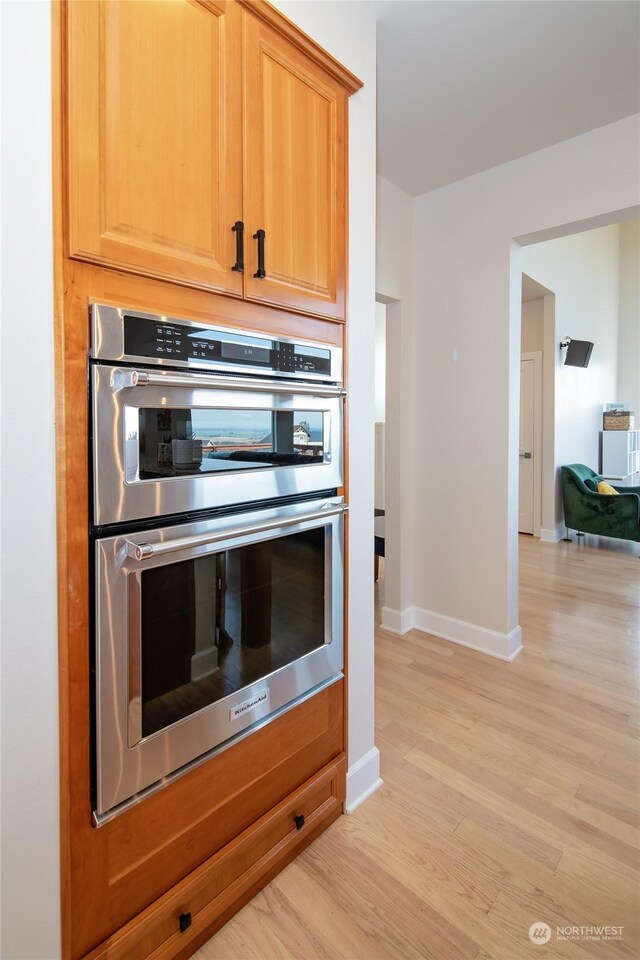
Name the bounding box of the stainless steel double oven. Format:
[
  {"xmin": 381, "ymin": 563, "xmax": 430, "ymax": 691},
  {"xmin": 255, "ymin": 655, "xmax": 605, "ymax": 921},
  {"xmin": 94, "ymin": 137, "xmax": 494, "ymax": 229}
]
[{"xmin": 90, "ymin": 304, "xmax": 346, "ymax": 822}]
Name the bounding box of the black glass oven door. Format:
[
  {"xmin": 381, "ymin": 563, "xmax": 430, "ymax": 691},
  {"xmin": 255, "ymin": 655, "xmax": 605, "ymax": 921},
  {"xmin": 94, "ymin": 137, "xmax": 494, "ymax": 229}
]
[{"xmin": 132, "ymin": 527, "xmax": 326, "ymax": 741}]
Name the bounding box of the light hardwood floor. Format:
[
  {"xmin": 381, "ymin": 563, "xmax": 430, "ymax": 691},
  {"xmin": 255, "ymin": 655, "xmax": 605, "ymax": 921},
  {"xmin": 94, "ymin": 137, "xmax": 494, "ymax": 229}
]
[{"xmin": 194, "ymin": 535, "xmax": 639, "ymax": 960}]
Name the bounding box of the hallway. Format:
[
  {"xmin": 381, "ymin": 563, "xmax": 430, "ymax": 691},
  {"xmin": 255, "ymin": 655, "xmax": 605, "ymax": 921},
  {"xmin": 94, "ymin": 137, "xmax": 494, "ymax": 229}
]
[{"xmin": 195, "ymin": 535, "xmax": 639, "ymax": 959}]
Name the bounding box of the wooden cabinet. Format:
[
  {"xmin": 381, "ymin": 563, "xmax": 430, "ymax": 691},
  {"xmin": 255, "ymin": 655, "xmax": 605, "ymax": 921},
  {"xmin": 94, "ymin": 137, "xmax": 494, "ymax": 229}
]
[
  {"xmin": 51, "ymin": 254, "xmax": 346, "ymax": 960},
  {"xmin": 242, "ymin": 13, "xmax": 346, "ymax": 319},
  {"xmin": 82, "ymin": 756, "xmax": 346, "ymax": 960},
  {"xmin": 56, "ymin": 3, "xmax": 358, "ymax": 956},
  {"xmin": 65, "ymin": 0, "xmax": 360, "ymax": 320},
  {"xmin": 66, "ymin": 0, "xmax": 244, "ymax": 297}
]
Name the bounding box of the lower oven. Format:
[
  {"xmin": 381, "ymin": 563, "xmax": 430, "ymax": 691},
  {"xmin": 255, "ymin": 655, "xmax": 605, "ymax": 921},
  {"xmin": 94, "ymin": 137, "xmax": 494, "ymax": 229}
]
[{"xmin": 93, "ymin": 494, "xmax": 346, "ymax": 822}]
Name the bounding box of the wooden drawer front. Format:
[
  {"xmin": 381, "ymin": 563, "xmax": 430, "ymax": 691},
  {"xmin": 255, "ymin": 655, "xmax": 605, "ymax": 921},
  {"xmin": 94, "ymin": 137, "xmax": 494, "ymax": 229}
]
[
  {"xmin": 105, "ymin": 680, "xmax": 343, "ymax": 936},
  {"xmin": 83, "ymin": 757, "xmax": 346, "ymax": 960}
]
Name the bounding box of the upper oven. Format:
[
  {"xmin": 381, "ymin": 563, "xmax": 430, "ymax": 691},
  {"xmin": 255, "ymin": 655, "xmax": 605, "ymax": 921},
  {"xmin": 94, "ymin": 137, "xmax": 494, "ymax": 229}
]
[{"xmin": 90, "ymin": 305, "xmax": 344, "ymax": 527}]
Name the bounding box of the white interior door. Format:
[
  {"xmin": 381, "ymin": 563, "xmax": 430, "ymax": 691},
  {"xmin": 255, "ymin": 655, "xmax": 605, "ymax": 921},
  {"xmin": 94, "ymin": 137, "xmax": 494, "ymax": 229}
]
[{"xmin": 519, "ymin": 359, "xmax": 535, "ymax": 534}]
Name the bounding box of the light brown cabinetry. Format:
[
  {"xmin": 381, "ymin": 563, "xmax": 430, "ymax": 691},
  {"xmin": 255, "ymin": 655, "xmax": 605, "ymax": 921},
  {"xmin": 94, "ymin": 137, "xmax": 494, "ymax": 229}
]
[
  {"xmin": 54, "ymin": 198, "xmax": 349, "ymax": 960},
  {"xmin": 242, "ymin": 12, "xmax": 347, "ymax": 318},
  {"xmin": 83, "ymin": 756, "xmax": 346, "ymax": 960},
  {"xmin": 66, "ymin": 0, "xmax": 244, "ymax": 297},
  {"xmin": 56, "ymin": 3, "xmax": 359, "ymax": 958},
  {"xmin": 65, "ymin": 0, "xmax": 360, "ymax": 320}
]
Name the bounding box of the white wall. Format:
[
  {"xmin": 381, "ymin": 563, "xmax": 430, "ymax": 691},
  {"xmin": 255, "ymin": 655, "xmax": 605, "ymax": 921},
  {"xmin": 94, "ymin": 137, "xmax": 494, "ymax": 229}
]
[
  {"xmin": 523, "ymin": 225, "xmax": 621, "ymax": 522},
  {"xmin": 407, "ymin": 115, "xmax": 639, "ymax": 658},
  {"xmin": 618, "ymin": 219, "xmax": 640, "ymax": 418},
  {"xmin": 375, "ymin": 175, "xmax": 414, "ymax": 627},
  {"xmin": 521, "ymin": 299, "xmax": 544, "ymax": 353},
  {"xmin": 377, "ymin": 176, "xmax": 413, "ymax": 303},
  {"xmin": 0, "ymin": 2, "xmax": 61, "ymax": 958}
]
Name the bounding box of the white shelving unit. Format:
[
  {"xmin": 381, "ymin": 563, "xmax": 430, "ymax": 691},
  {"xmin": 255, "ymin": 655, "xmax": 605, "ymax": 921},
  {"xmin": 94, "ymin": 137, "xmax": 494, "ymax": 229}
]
[{"xmin": 601, "ymin": 429, "xmax": 640, "ymax": 481}]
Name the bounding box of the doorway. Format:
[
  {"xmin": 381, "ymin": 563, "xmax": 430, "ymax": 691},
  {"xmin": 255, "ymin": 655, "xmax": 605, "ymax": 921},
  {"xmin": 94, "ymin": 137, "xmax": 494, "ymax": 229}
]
[
  {"xmin": 372, "ymin": 294, "xmax": 405, "ymax": 628},
  {"xmin": 519, "ymin": 355, "xmax": 539, "ymax": 534},
  {"xmin": 374, "ymin": 301, "xmax": 386, "ymax": 594},
  {"xmin": 374, "ymin": 302, "xmax": 386, "ymax": 516},
  {"xmin": 519, "ymin": 274, "xmax": 552, "ymax": 538}
]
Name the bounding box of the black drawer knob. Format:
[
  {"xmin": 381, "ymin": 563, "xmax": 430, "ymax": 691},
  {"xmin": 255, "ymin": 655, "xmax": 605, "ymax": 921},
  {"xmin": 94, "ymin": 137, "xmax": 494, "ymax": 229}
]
[
  {"xmin": 294, "ymin": 814, "xmax": 305, "ymax": 830},
  {"xmin": 179, "ymin": 912, "xmax": 192, "ymax": 933}
]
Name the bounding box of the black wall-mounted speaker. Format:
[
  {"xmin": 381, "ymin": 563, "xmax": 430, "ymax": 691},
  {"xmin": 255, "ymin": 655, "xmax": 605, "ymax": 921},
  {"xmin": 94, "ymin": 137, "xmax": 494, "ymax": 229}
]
[{"xmin": 564, "ymin": 339, "xmax": 594, "ymax": 367}]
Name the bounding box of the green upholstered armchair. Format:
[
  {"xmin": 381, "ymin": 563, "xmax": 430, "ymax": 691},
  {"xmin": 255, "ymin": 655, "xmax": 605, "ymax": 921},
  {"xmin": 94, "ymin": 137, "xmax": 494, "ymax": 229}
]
[{"xmin": 561, "ymin": 464, "xmax": 640, "ymax": 543}]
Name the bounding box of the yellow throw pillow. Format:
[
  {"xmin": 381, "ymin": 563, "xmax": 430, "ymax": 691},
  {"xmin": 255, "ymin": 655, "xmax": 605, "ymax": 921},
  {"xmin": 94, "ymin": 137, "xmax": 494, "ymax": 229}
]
[{"xmin": 597, "ymin": 481, "xmax": 619, "ymax": 496}]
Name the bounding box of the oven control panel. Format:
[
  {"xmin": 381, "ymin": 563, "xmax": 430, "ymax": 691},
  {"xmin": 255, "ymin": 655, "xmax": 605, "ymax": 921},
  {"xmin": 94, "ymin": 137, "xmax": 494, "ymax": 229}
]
[{"xmin": 93, "ymin": 308, "xmax": 339, "ymax": 381}]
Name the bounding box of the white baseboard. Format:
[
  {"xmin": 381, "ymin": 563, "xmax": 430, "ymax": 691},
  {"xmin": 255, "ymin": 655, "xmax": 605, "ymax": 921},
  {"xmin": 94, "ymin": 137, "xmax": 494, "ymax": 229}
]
[
  {"xmin": 381, "ymin": 605, "xmax": 523, "ymax": 661},
  {"xmin": 540, "ymin": 525, "xmax": 563, "ymax": 543},
  {"xmin": 345, "ymin": 747, "xmax": 383, "ymax": 814},
  {"xmin": 380, "ymin": 605, "xmax": 413, "ymax": 634}
]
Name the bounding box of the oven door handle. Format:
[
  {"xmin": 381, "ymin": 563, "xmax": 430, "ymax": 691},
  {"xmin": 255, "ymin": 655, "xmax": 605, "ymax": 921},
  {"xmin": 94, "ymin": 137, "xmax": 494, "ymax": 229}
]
[
  {"xmin": 124, "ymin": 503, "xmax": 348, "ymax": 561},
  {"xmin": 111, "ymin": 368, "xmax": 346, "ymax": 398}
]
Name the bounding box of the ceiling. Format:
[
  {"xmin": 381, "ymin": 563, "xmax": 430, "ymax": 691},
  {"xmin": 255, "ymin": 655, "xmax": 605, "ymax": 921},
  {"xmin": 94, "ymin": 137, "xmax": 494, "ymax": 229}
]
[{"xmin": 368, "ymin": 0, "xmax": 640, "ymax": 197}]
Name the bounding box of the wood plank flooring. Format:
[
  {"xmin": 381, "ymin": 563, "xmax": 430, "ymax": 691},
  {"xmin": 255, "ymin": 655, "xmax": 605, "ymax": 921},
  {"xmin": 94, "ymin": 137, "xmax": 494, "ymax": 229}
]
[{"xmin": 194, "ymin": 535, "xmax": 639, "ymax": 960}]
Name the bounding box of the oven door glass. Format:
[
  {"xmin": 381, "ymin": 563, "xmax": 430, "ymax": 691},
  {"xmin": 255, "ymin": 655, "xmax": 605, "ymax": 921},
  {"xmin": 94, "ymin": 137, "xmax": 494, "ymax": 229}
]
[
  {"xmin": 137, "ymin": 407, "xmax": 326, "ymax": 479},
  {"xmin": 92, "ymin": 364, "xmax": 344, "ymax": 525},
  {"xmin": 94, "ymin": 497, "xmax": 344, "ymax": 818},
  {"xmin": 137, "ymin": 527, "xmax": 325, "ymax": 740}
]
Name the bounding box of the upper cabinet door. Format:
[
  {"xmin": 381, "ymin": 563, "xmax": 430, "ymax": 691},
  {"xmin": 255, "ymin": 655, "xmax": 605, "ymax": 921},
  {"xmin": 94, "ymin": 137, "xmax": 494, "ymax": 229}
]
[
  {"xmin": 66, "ymin": 0, "xmax": 244, "ymax": 296},
  {"xmin": 242, "ymin": 13, "xmax": 347, "ymax": 320}
]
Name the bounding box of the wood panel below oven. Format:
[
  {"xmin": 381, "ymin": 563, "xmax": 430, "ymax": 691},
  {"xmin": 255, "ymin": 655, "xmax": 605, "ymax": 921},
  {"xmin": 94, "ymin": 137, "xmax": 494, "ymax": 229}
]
[
  {"xmin": 82, "ymin": 756, "xmax": 346, "ymax": 960},
  {"xmin": 68, "ymin": 681, "xmax": 343, "ymax": 959}
]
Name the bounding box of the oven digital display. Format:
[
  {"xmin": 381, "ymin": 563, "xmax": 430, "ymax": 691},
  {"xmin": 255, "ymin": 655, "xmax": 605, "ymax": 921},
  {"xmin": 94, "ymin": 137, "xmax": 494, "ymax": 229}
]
[{"xmin": 220, "ymin": 342, "xmax": 271, "ymax": 364}]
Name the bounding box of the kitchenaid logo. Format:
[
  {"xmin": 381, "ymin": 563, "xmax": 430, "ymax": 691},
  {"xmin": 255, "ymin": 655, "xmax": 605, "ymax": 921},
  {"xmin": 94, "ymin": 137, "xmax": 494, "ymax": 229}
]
[
  {"xmin": 230, "ymin": 691, "xmax": 269, "ymax": 721},
  {"xmin": 528, "ymin": 921, "xmax": 624, "ymax": 945}
]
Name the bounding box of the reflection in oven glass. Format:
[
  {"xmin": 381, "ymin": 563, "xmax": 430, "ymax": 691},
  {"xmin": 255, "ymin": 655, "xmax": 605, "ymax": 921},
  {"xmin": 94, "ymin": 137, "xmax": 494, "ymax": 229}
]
[
  {"xmin": 140, "ymin": 528, "xmax": 325, "ymax": 738},
  {"xmin": 138, "ymin": 408, "xmax": 325, "ymax": 479}
]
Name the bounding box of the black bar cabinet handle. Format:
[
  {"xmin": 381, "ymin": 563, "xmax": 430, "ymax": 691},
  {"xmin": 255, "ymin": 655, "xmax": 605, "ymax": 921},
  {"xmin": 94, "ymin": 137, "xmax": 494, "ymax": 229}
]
[
  {"xmin": 231, "ymin": 220, "xmax": 244, "ymax": 273},
  {"xmin": 253, "ymin": 228, "xmax": 266, "ymax": 279}
]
